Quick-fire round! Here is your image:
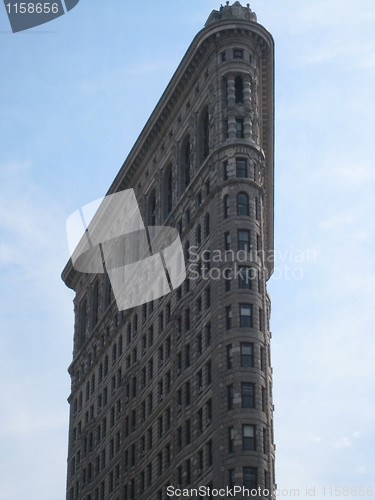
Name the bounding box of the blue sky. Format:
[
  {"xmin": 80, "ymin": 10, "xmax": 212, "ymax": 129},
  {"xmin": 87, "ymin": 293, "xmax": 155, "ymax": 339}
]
[{"xmin": 0, "ymin": 1, "xmax": 374, "ymax": 498}]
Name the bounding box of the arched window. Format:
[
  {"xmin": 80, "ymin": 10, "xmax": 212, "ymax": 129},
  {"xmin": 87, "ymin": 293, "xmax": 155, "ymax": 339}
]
[
  {"xmin": 223, "ymin": 195, "xmax": 230, "ymax": 219},
  {"xmin": 196, "ymin": 224, "xmax": 202, "ymax": 247},
  {"xmin": 204, "ymin": 213, "xmax": 210, "ymax": 237},
  {"xmin": 148, "ymin": 190, "xmax": 156, "ymax": 225},
  {"xmin": 235, "ymin": 76, "xmax": 244, "ymax": 103},
  {"xmin": 237, "ymin": 192, "xmax": 249, "ymax": 216}
]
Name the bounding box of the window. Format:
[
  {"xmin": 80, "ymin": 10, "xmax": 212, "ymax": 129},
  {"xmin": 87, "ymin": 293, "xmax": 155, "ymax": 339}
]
[
  {"xmin": 225, "ymin": 306, "xmax": 232, "ymax": 330},
  {"xmin": 227, "ymin": 384, "xmax": 234, "ymax": 410},
  {"xmin": 236, "ymin": 158, "xmax": 247, "ymax": 178},
  {"xmin": 166, "ymin": 335, "xmax": 171, "ymax": 356},
  {"xmin": 197, "ymin": 369, "xmax": 203, "ymax": 391},
  {"xmin": 197, "ymin": 191, "xmax": 202, "ymax": 208},
  {"xmin": 221, "ymin": 51, "xmax": 226, "ymax": 62},
  {"xmin": 165, "ymin": 444, "xmax": 172, "ymax": 471},
  {"xmin": 262, "ymin": 386, "xmax": 266, "ymax": 412},
  {"xmin": 198, "ymin": 449, "xmax": 204, "ymax": 470},
  {"xmin": 206, "ymin": 399, "xmax": 212, "ymax": 421},
  {"xmin": 142, "ymin": 304, "xmax": 147, "ymax": 324},
  {"xmin": 224, "ymin": 231, "xmax": 231, "ymax": 251},
  {"xmin": 158, "ymin": 416, "xmax": 163, "ymax": 438},
  {"xmin": 177, "ymin": 466, "xmax": 182, "ymax": 486},
  {"xmin": 205, "ymin": 286, "xmax": 211, "ymax": 308},
  {"xmin": 197, "ymin": 408, "xmax": 203, "ymax": 433},
  {"xmin": 238, "ymin": 229, "xmax": 250, "ymax": 252},
  {"xmin": 165, "ymin": 408, "xmax": 171, "ymax": 431},
  {"xmin": 263, "ymin": 428, "xmax": 267, "ymax": 454},
  {"xmin": 204, "ymin": 213, "xmax": 210, "ymax": 237},
  {"xmin": 177, "ymin": 427, "xmax": 182, "ymax": 452},
  {"xmin": 148, "ymin": 393, "xmax": 153, "ymax": 415},
  {"xmin": 228, "ymin": 426, "xmax": 234, "ymax": 453},
  {"xmin": 202, "ymin": 109, "xmax": 210, "ymax": 160},
  {"xmin": 237, "ymin": 192, "xmax": 249, "ymax": 216},
  {"xmin": 207, "ymin": 439, "xmax": 213, "ymax": 466},
  {"xmin": 224, "ymin": 269, "xmax": 231, "ymax": 291},
  {"xmin": 243, "ymin": 467, "xmax": 257, "ymax": 490},
  {"xmin": 206, "ymin": 323, "xmax": 211, "ymax": 346},
  {"xmin": 235, "ymin": 75, "xmax": 244, "ymax": 103},
  {"xmin": 243, "ymin": 425, "xmax": 256, "ymax": 450},
  {"xmin": 239, "ymin": 267, "xmax": 252, "ymax": 289},
  {"xmin": 159, "ymin": 312, "xmax": 164, "ymax": 334},
  {"xmin": 185, "ymin": 419, "xmax": 191, "ymax": 445},
  {"xmin": 166, "ymin": 371, "xmax": 171, "ymax": 392},
  {"xmin": 206, "ymin": 361, "xmax": 212, "ymax": 385},
  {"xmin": 177, "ymin": 352, "xmax": 182, "ymax": 373},
  {"xmin": 90, "ymin": 282, "xmax": 99, "ymax": 330},
  {"xmin": 242, "ymin": 383, "xmax": 255, "ymax": 408},
  {"xmin": 259, "ymin": 307, "xmax": 263, "ymax": 332},
  {"xmin": 186, "ymin": 459, "xmax": 191, "ymax": 485},
  {"xmin": 184, "ymin": 138, "xmax": 191, "ymax": 189},
  {"xmin": 223, "ymin": 161, "xmax": 229, "ymax": 180},
  {"xmin": 239, "ymin": 303, "xmax": 253, "ymax": 328},
  {"xmin": 241, "ymin": 343, "xmax": 254, "ymax": 367},
  {"xmin": 185, "ymin": 344, "xmax": 190, "ymax": 368},
  {"xmin": 233, "ymin": 48, "xmax": 244, "ymax": 59},
  {"xmin": 158, "ymin": 380, "xmax": 163, "ymax": 400},
  {"xmin": 147, "ymin": 463, "xmax": 152, "ymax": 487},
  {"xmin": 229, "ymin": 469, "xmax": 235, "ymax": 489},
  {"xmin": 184, "ymin": 241, "xmax": 190, "ymax": 263},
  {"xmin": 257, "ymin": 234, "xmax": 261, "ymax": 253},
  {"xmin": 236, "ymin": 119, "xmax": 244, "ymax": 138},
  {"xmin": 255, "ymin": 197, "xmax": 260, "ymax": 221},
  {"xmin": 148, "ymin": 326, "xmax": 154, "ymax": 347},
  {"xmin": 148, "ymin": 190, "xmax": 156, "ymax": 226},
  {"xmin": 227, "ymin": 344, "xmax": 233, "ymax": 369},
  {"xmin": 185, "ymin": 309, "xmax": 190, "ymax": 331},
  {"xmin": 223, "ymin": 195, "xmax": 230, "ymax": 218},
  {"xmin": 185, "ymin": 381, "xmax": 191, "ymax": 406},
  {"xmin": 197, "ymin": 333, "xmax": 203, "ymax": 356},
  {"xmin": 164, "ymin": 166, "xmax": 173, "ymax": 218},
  {"xmin": 196, "ymin": 224, "xmax": 201, "ymax": 246}
]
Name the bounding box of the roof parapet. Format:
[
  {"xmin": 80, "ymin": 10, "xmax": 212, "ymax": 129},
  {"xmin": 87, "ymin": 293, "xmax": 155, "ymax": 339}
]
[{"xmin": 205, "ymin": 1, "xmax": 257, "ymax": 27}]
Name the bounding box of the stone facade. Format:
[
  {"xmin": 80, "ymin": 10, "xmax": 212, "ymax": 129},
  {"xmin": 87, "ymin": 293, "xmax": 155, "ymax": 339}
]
[{"xmin": 62, "ymin": 3, "xmax": 275, "ymax": 499}]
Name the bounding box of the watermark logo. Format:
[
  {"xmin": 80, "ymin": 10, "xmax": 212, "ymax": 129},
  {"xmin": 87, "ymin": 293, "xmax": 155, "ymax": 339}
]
[
  {"xmin": 66, "ymin": 189, "xmax": 186, "ymax": 311},
  {"xmin": 3, "ymin": 0, "xmax": 79, "ymax": 33}
]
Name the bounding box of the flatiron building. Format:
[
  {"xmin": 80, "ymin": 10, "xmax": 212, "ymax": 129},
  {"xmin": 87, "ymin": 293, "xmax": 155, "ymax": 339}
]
[{"xmin": 63, "ymin": 2, "xmax": 275, "ymax": 499}]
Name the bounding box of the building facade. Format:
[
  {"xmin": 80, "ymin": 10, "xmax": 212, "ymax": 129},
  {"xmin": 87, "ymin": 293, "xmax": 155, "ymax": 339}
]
[{"xmin": 62, "ymin": 2, "xmax": 275, "ymax": 499}]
